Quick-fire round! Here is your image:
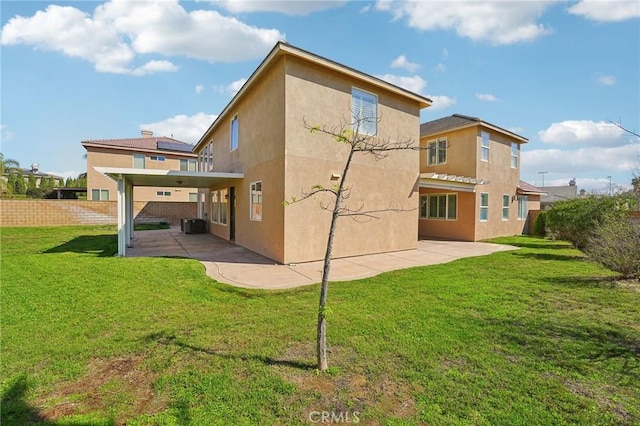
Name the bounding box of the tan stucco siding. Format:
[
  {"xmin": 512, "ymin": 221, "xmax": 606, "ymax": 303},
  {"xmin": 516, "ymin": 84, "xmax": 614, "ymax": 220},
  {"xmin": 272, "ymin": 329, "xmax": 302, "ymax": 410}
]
[
  {"xmin": 282, "ymin": 57, "xmax": 421, "ymax": 263},
  {"xmin": 418, "ymin": 189, "xmax": 476, "ymax": 241},
  {"xmin": 86, "ymin": 148, "xmax": 197, "ymax": 202},
  {"xmin": 197, "ymin": 57, "xmax": 287, "ymax": 262},
  {"xmin": 421, "ymin": 127, "xmax": 478, "ymax": 177},
  {"xmin": 474, "ymin": 127, "xmax": 523, "ymax": 240}
]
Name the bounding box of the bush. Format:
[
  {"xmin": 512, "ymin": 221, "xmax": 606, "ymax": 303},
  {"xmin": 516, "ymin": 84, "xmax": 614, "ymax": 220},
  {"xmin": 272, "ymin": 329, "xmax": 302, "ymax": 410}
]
[
  {"xmin": 585, "ymin": 216, "xmax": 640, "ymax": 279},
  {"xmin": 533, "ymin": 211, "xmax": 546, "ymax": 237},
  {"xmin": 544, "ymin": 195, "xmax": 636, "ymax": 250}
]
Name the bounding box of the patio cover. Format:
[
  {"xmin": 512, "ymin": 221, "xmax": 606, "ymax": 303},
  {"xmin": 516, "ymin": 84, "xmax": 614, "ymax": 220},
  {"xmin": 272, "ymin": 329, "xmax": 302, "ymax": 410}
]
[
  {"xmin": 95, "ymin": 167, "xmax": 244, "ymax": 256},
  {"xmin": 419, "ymin": 172, "xmax": 488, "ymax": 193}
]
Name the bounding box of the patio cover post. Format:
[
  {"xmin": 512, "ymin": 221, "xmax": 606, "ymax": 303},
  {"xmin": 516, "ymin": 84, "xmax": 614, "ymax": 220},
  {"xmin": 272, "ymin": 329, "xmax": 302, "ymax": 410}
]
[
  {"xmin": 126, "ymin": 180, "xmax": 134, "ymax": 248},
  {"xmin": 117, "ymin": 177, "xmax": 126, "ymax": 256}
]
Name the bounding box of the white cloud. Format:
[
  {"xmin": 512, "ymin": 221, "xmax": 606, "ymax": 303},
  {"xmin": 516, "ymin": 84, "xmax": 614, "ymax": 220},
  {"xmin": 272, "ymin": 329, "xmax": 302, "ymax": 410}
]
[
  {"xmin": 476, "ymin": 93, "xmax": 499, "ymax": 102},
  {"xmin": 360, "ymin": 4, "xmax": 372, "ymax": 14},
  {"xmin": 567, "ymin": 0, "xmax": 640, "ymax": 22},
  {"xmin": 375, "ymin": 1, "xmax": 553, "ymax": 44},
  {"xmin": 390, "ymin": 54, "xmax": 419, "ymax": 72},
  {"xmin": 1, "ymin": 0, "xmax": 284, "ymax": 75},
  {"xmin": 218, "ymin": 0, "xmax": 346, "ymax": 15},
  {"xmin": 215, "ymin": 78, "xmax": 248, "ymax": 96},
  {"xmin": 425, "ymin": 95, "xmax": 457, "ymax": 111},
  {"xmin": 195, "ymin": 84, "xmax": 205, "ymax": 94},
  {"xmin": 442, "ymin": 48, "xmax": 449, "ymax": 59},
  {"xmin": 1, "ymin": 124, "xmax": 15, "ymax": 143},
  {"xmin": 141, "ymin": 112, "xmax": 218, "ymax": 144},
  {"xmin": 522, "ymin": 144, "xmax": 639, "ymax": 176},
  {"xmin": 434, "ymin": 63, "xmax": 447, "ymax": 72},
  {"xmin": 538, "ymin": 120, "xmax": 631, "ymax": 146},
  {"xmin": 597, "ymin": 75, "xmax": 616, "ymax": 85},
  {"xmin": 376, "ymin": 74, "xmax": 427, "ymax": 94}
]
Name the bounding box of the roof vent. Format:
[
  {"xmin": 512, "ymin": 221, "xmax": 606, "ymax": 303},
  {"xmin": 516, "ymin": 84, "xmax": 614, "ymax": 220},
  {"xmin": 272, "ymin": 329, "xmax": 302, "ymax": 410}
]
[
  {"xmin": 31, "ymin": 163, "xmax": 39, "ymax": 172},
  {"xmin": 141, "ymin": 130, "xmax": 153, "ymax": 138},
  {"xmin": 569, "ymin": 178, "xmax": 576, "ymax": 186}
]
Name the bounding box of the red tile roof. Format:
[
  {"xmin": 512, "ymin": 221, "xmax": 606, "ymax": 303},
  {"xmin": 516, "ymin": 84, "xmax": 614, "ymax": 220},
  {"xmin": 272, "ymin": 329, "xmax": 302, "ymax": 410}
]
[
  {"xmin": 517, "ymin": 180, "xmax": 547, "ymax": 195},
  {"xmin": 81, "ymin": 136, "xmax": 195, "ymax": 155}
]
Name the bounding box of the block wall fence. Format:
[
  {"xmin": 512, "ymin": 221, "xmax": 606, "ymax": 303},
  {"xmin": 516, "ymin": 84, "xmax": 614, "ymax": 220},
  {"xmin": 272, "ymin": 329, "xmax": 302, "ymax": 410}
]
[{"xmin": 0, "ymin": 200, "xmax": 197, "ymax": 227}]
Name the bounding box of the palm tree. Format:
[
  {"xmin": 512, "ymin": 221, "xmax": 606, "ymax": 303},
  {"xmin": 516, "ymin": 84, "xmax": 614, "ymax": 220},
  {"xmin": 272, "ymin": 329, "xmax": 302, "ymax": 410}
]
[{"xmin": 1, "ymin": 152, "xmax": 20, "ymax": 197}]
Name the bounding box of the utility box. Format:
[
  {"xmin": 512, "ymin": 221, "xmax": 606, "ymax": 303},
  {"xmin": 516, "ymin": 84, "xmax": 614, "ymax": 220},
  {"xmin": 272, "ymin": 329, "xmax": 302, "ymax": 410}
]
[{"xmin": 183, "ymin": 218, "xmax": 207, "ymax": 234}]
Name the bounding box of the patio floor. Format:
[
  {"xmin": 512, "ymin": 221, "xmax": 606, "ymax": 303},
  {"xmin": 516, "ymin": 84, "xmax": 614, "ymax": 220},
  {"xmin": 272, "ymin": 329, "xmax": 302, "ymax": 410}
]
[{"xmin": 126, "ymin": 227, "xmax": 517, "ymax": 289}]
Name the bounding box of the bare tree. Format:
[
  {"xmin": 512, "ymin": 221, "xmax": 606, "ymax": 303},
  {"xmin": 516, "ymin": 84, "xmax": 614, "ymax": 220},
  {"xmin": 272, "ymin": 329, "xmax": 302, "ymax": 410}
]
[
  {"xmin": 284, "ymin": 115, "xmax": 422, "ymax": 371},
  {"xmin": 610, "ymin": 120, "xmax": 640, "ymax": 204}
]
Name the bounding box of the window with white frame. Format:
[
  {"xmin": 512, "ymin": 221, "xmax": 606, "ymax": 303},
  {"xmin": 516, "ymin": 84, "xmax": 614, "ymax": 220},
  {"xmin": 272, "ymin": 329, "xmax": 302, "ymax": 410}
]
[
  {"xmin": 511, "ymin": 143, "xmax": 518, "ymax": 168},
  {"xmin": 351, "ymin": 88, "xmax": 377, "ymax": 135},
  {"xmin": 421, "ymin": 193, "xmax": 457, "ymax": 220},
  {"xmin": 427, "ymin": 138, "xmax": 447, "ymax": 166},
  {"xmin": 502, "ymin": 195, "xmax": 510, "ymax": 220},
  {"xmin": 210, "ymin": 189, "xmax": 227, "ymax": 225},
  {"xmin": 150, "ymin": 155, "xmax": 165, "ymax": 162},
  {"xmin": 91, "ymin": 189, "xmax": 109, "ymax": 201},
  {"xmin": 480, "ymin": 193, "xmax": 489, "ymax": 221},
  {"xmin": 180, "ymin": 159, "xmax": 197, "ymax": 171},
  {"xmin": 208, "ymin": 141, "xmax": 214, "ymax": 170},
  {"xmin": 517, "ymin": 196, "xmax": 528, "ymax": 220},
  {"xmin": 133, "ymin": 154, "xmax": 145, "ymax": 169},
  {"xmin": 231, "ymin": 115, "xmax": 239, "ymax": 151},
  {"xmin": 189, "ymin": 192, "xmax": 198, "ymax": 202},
  {"xmin": 156, "ymin": 191, "xmax": 171, "ymax": 197},
  {"xmin": 480, "ymin": 132, "xmax": 490, "ymax": 162},
  {"xmin": 250, "ymin": 181, "xmax": 262, "ymax": 221}
]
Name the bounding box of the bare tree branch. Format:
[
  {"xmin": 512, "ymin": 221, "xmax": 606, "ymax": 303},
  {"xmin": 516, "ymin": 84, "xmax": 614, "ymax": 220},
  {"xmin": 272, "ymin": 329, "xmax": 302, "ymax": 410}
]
[{"xmin": 609, "ymin": 120, "xmax": 640, "ymax": 138}]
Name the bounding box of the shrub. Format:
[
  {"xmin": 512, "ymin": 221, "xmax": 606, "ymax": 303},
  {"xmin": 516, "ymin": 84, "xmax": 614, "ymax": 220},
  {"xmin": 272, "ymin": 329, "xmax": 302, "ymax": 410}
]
[
  {"xmin": 585, "ymin": 216, "xmax": 640, "ymax": 279},
  {"xmin": 533, "ymin": 211, "xmax": 546, "ymax": 237},
  {"xmin": 544, "ymin": 195, "xmax": 636, "ymax": 250}
]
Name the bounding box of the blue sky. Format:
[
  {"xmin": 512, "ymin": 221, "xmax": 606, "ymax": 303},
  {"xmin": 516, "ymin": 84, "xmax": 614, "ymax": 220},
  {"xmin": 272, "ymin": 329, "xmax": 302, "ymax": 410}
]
[{"xmin": 1, "ymin": 0, "xmax": 639, "ymax": 192}]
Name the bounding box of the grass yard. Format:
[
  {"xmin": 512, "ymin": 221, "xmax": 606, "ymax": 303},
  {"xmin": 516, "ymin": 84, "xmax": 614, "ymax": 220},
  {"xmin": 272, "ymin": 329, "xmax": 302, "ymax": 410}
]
[{"xmin": 1, "ymin": 226, "xmax": 638, "ymax": 425}]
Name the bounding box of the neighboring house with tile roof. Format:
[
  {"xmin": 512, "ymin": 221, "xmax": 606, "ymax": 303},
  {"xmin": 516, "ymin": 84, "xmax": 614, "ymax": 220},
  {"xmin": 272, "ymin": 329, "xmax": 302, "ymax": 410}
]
[
  {"xmin": 418, "ymin": 114, "xmax": 543, "ymax": 241},
  {"xmin": 82, "ymin": 131, "xmax": 198, "ymax": 202}
]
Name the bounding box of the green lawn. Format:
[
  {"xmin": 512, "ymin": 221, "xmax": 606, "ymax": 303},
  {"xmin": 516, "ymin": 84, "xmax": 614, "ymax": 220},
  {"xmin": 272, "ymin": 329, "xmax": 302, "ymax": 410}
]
[{"xmin": 1, "ymin": 226, "xmax": 638, "ymax": 425}]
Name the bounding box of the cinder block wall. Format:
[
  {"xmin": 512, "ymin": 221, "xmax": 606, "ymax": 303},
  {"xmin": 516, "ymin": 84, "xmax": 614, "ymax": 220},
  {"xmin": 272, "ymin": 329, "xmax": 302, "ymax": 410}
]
[{"xmin": 0, "ymin": 200, "xmax": 196, "ymax": 226}]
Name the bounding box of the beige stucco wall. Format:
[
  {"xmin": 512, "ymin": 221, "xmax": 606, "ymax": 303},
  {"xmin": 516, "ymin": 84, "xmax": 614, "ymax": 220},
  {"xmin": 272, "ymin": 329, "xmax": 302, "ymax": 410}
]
[
  {"xmin": 197, "ymin": 56, "xmax": 287, "ymax": 262},
  {"xmin": 420, "ymin": 125, "xmax": 529, "ymax": 241},
  {"xmin": 86, "ymin": 147, "xmax": 197, "ymax": 202},
  {"xmin": 417, "ymin": 189, "xmax": 476, "ymax": 241},
  {"xmin": 281, "ymin": 56, "xmax": 421, "ymax": 263}
]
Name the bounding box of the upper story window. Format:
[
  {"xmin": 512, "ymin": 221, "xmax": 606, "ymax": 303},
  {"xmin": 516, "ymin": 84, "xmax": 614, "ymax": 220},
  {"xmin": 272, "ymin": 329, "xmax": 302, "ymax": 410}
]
[
  {"xmin": 208, "ymin": 141, "xmax": 214, "ymax": 170},
  {"xmin": 180, "ymin": 159, "xmax": 197, "ymax": 171},
  {"xmin": 427, "ymin": 138, "xmax": 447, "ymax": 166},
  {"xmin": 150, "ymin": 155, "xmax": 165, "ymax": 162},
  {"xmin": 133, "ymin": 154, "xmax": 145, "ymax": 169},
  {"xmin": 351, "ymin": 88, "xmax": 377, "ymax": 135},
  {"xmin": 231, "ymin": 115, "xmax": 239, "ymax": 151},
  {"xmin": 511, "ymin": 143, "xmax": 518, "ymax": 168},
  {"xmin": 480, "ymin": 131, "xmax": 490, "ymax": 162}
]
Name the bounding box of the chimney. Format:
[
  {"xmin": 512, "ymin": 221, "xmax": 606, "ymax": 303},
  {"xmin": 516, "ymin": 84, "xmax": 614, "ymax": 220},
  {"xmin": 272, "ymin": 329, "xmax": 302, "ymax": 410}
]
[
  {"xmin": 141, "ymin": 130, "xmax": 153, "ymax": 138},
  {"xmin": 569, "ymin": 178, "xmax": 576, "ymax": 187}
]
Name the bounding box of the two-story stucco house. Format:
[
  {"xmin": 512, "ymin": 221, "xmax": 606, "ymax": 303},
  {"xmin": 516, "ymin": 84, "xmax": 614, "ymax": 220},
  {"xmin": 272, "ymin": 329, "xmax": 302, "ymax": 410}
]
[
  {"xmin": 418, "ymin": 114, "xmax": 543, "ymax": 241},
  {"xmin": 83, "ymin": 131, "xmax": 198, "ymax": 202},
  {"xmin": 192, "ymin": 41, "xmax": 431, "ymax": 264}
]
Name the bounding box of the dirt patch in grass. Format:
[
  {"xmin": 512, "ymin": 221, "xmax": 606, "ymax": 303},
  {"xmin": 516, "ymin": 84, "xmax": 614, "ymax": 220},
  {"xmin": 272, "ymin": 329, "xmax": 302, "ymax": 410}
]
[
  {"xmin": 564, "ymin": 379, "xmax": 633, "ymax": 424},
  {"xmin": 35, "ymin": 355, "xmax": 168, "ymax": 423},
  {"xmin": 273, "ymin": 343, "xmax": 417, "ymax": 423}
]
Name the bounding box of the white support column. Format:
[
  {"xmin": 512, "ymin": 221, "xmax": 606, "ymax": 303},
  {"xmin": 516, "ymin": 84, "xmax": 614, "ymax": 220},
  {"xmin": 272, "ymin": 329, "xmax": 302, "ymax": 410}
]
[
  {"xmin": 117, "ymin": 177, "xmax": 126, "ymax": 256},
  {"xmin": 125, "ymin": 181, "xmax": 134, "ymax": 248}
]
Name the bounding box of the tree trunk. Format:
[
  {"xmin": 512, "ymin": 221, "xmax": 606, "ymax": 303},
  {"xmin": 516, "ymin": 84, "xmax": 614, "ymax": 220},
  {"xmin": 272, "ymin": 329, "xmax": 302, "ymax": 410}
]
[{"xmin": 316, "ymin": 148, "xmax": 355, "ymax": 371}]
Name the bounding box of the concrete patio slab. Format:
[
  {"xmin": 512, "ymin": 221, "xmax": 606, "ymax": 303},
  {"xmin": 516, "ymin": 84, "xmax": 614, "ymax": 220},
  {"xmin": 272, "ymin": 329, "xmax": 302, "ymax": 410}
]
[{"xmin": 127, "ymin": 227, "xmax": 517, "ymax": 289}]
